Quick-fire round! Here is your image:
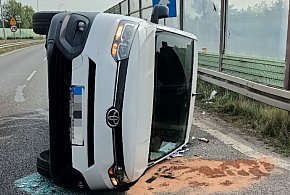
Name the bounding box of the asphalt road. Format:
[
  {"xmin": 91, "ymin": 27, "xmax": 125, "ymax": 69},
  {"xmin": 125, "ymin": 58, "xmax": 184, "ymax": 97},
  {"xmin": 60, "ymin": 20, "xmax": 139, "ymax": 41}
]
[
  {"xmin": 0, "ymin": 45, "xmax": 50, "ymax": 194},
  {"xmin": 0, "ymin": 46, "xmax": 290, "ymax": 195}
]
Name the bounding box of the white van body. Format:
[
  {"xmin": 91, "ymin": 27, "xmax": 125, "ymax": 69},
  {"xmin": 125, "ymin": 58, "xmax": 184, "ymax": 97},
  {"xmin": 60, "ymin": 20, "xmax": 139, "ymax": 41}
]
[{"xmin": 44, "ymin": 12, "xmax": 197, "ymax": 190}]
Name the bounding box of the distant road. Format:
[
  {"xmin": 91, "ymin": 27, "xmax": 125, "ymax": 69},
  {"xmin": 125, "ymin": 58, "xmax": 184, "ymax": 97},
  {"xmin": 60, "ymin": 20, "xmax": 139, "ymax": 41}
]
[
  {"xmin": 0, "ymin": 45, "xmax": 50, "ymax": 194},
  {"xmin": 0, "ymin": 44, "xmax": 48, "ymax": 116}
]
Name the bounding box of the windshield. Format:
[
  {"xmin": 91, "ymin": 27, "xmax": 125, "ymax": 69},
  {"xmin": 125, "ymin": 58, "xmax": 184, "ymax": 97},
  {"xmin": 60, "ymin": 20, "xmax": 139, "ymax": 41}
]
[{"xmin": 149, "ymin": 31, "xmax": 194, "ymax": 161}]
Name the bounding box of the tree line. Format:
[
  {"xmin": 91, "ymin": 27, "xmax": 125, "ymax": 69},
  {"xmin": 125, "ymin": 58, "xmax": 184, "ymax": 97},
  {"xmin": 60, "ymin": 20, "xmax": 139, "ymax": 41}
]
[
  {"xmin": 1, "ymin": 0, "xmax": 34, "ymax": 29},
  {"xmin": 184, "ymin": 0, "xmax": 287, "ymax": 59}
]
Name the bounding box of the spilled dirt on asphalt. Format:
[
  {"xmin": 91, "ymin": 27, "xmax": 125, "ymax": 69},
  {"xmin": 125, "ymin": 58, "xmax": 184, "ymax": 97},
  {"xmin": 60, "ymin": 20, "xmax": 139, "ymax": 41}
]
[{"xmin": 127, "ymin": 157, "xmax": 275, "ymax": 195}]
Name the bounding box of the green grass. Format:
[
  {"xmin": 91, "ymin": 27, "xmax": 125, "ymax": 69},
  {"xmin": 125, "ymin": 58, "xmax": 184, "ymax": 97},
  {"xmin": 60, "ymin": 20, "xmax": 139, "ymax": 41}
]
[
  {"xmin": 197, "ymin": 79, "xmax": 290, "ymax": 156},
  {"xmin": 0, "ymin": 40, "xmax": 44, "ymax": 54}
]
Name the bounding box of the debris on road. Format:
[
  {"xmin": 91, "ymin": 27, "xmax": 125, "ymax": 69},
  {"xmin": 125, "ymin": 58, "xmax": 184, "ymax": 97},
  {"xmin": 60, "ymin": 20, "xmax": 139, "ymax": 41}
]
[
  {"xmin": 169, "ymin": 145, "xmax": 190, "ymax": 158},
  {"xmin": 209, "ymin": 90, "xmax": 218, "ymax": 100},
  {"xmin": 170, "ymin": 152, "xmax": 183, "ymax": 158},
  {"xmin": 145, "ymin": 176, "xmax": 157, "ymax": 183},
  {"xmin": 127, "ymin": 158, "xmax": 275, "ymax": 195},
  {"xmin": 198, "ymin": 137, "xmax": 209, "ymax": 143}
]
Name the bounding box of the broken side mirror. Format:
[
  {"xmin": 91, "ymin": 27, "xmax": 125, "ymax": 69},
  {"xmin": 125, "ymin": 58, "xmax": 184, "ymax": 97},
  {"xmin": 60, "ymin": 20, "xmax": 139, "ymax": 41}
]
[{"xmin": 150, "ymin": 5, "xmax": 169, "ymax": 24}]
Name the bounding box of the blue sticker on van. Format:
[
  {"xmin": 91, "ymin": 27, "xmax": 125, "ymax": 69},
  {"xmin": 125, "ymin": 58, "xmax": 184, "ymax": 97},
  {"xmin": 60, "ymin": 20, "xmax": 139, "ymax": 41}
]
[{"xmin": 72, "ymin": 86, "xmax": 82, "ymax": 96}]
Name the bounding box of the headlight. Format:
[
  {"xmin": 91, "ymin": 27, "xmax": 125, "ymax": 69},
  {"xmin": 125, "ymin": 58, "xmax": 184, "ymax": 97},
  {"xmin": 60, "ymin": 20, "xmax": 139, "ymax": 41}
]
[
  {"xmin": 108, "ymin": 165, "xmax": 131, "ymax": 187},
  {"xmin": 111, "ymin": 20, "xmax": 138, "ymax": 61}
]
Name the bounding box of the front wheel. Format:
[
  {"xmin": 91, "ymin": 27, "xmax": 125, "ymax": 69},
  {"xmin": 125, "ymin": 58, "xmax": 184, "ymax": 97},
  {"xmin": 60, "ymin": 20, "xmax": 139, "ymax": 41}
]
[{"xmin": 36, "ymin": 150, "xmax": 51, "ymax": 178}]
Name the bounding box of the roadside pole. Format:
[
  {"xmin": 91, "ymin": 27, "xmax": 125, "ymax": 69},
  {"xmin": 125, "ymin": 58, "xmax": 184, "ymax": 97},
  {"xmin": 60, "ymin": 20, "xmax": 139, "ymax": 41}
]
[
  {"xmin": 0, "ymin": 0, "xmax": 6, "ymax": 43},
  {"xmin": 15, "ymin": 15, "xmax": 21, "ymax": 39},
  {"xmin": 284, "ymin": 1, "xmax": 290, "ymax": 90}
]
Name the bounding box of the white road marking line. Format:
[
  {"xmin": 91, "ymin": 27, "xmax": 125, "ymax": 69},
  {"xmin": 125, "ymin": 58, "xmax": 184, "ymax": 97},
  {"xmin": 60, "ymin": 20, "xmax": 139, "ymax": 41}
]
[
  {"xmin": 0, "ymin": 48, "xmax": 25, "ymax": 57},
  {"xmin": 35, "ymin": 108, "xmax": 49, "ymax": 116},
  {"xmin": 0, "ymin": 123, "xmax": 42, "ymax": 129},
  {"xmin": 0, "ymin": 117, "xmax": 44, "ymax": 121},
  {"xmin": 0, "ymin": 45, "xmax": 40, "ymax": 57},
  {"xmin": 15, "ymin": 85, "xmax": 26, "ymax": 103},
  {"xmin": 0, "ymin": 135, "xmax": 13, "ymax": 140},
  {"xmin": 193, "ymin": 121, "xmax": 290, "ymax": 171},
  {"xmin": 43, "ymin": 57, "xmax": 47, "ymax": 61},
  {"xmin": 26, "ymin": 71, "xmax": 37, "ymax": 81}
]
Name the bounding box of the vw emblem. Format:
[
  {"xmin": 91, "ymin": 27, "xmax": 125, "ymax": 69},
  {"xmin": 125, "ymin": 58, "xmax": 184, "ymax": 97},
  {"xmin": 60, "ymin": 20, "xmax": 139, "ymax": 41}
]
[{"xmin": 106, "ymin": 108, "xmax": 120, "ymax": 128}]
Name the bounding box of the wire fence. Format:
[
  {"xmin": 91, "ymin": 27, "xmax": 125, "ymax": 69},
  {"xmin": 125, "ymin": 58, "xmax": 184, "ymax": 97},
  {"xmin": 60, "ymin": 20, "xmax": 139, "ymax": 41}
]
[{"xmin": 199, "ymin": 53, "xmax": 285, "ymax": 88}]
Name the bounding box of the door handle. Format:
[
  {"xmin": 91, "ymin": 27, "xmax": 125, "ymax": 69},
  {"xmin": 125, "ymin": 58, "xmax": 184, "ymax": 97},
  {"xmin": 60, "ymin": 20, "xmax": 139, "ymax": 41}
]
[{"xmin": 192, "ymin": 93, "xmax": 202, "ymax": 97}]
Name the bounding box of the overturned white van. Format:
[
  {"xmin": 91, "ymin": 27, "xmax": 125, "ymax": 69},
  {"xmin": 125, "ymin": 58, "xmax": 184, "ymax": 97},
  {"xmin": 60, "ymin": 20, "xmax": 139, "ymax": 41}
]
[{"xmin": 33, "ymin": 6, "xmax": 198, "ymax": 190}]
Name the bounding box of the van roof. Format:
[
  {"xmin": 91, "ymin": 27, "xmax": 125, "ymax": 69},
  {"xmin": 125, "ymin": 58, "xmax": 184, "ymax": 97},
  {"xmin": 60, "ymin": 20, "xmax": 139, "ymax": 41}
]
[
  {"xmin": 102, "ymin": 13, "xmax": 197, "ymax": 41},
  {"xmin": 156, "ymin": 24, "xmax": 197, "ymax": 40}
]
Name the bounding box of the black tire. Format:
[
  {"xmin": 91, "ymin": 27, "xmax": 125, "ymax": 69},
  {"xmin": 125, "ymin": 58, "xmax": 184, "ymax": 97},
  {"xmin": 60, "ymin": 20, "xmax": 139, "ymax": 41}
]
[
  {"xmin": 37, "ymin": 150, "xmax": 51, "ymax": 178},
  {"xmin": 32, "ymin": 11, "xmax": 62, "ymax": 35}
]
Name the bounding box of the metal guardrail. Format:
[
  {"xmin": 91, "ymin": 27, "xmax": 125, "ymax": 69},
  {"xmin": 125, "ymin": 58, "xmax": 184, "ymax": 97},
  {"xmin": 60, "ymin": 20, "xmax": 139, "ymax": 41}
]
[{"xmin": 198, "ymin": 67, "xmax": 290, "ymax": 112}]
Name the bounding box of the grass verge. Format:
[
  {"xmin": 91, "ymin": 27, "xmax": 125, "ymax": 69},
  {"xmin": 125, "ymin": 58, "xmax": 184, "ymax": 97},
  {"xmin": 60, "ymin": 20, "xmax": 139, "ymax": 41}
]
[
  {"xmin": 196, "ymin": 79, "xmax": 290, "ymax": 156},
  {"xmin": 0, "ymin": 40, "xmax": 45, "ymax": 55}
]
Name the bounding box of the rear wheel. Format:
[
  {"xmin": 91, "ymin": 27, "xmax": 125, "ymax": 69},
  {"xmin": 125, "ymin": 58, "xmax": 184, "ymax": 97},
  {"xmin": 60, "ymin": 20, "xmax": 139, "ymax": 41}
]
[
  {"xmin": 37, "ymin": 150, "xmax": 51, "ymax": 178},
  {"xmin": 32, "ymin": 11, "xmax": 62, "ymax": 35}
]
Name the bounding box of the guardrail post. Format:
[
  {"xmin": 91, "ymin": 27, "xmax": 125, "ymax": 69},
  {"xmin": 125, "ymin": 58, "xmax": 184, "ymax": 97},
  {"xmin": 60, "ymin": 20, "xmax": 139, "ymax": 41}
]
[
  {"xmin": 284, "ymin": 1, "xmax": 290, "ymax": 90},
  {"xmin": 219, "ymin": 0, "xmax": 227, "ymax": 72},
  {"xmin": 128, "ymin": 0, "xmax": 130, "ymax": 15},
  {"xmin": 119, "ymin": 2, "xmax": 122, "ymax": 15},
  {"xmin": 180, "ymin": 0, "xmax": 184, "ymax": 31},
  {"xmin": 139, "ymin": 0, "xmax": 142, "ymax": 18}
]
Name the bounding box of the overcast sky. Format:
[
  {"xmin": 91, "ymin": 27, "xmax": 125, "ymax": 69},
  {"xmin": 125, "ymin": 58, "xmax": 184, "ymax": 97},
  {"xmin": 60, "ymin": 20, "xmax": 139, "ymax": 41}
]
[
  {"xmin": 230, "ymin": 0, "xmax": 285, "ymax": 9},
  {"xmin": 2, "ymin": 0, "xmax": 287, "ymax": 12},
  {"xmin": 4, "ymin": 0, "xmax": 122, "ymax": 12}
]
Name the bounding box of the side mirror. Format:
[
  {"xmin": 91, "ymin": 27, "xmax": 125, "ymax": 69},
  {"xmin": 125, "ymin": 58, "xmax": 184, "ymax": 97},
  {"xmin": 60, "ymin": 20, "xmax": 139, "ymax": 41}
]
[{"xmin": 150, "ymin": 5, "xmax": 169, "ymax": 24}]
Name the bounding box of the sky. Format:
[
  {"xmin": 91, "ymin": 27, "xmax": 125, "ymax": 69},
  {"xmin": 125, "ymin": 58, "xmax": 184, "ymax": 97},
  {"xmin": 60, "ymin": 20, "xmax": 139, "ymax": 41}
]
[
  {"xmin": 2, "ymin": 0, "xmax": 122, "ymax": 12},
  {"xmin": 1, "ymin": 0, "xmax": 288, "ymax": 12},
  {"xmin": 230, "ymin": 0, "xmax": 280, "ymax": 10}
]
